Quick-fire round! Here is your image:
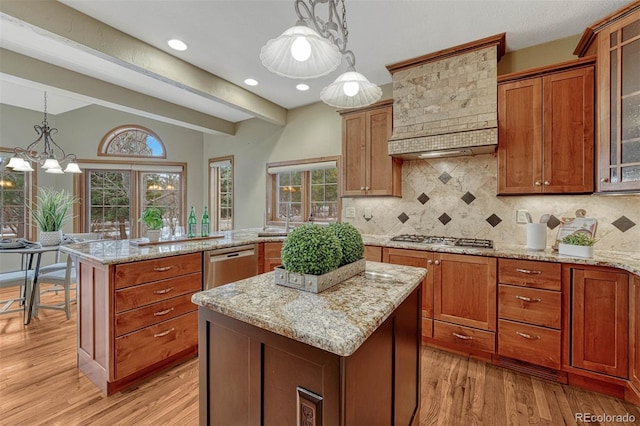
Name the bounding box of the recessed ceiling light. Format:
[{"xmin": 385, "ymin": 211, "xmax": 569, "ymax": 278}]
[
  {"xmin": 167, "ymin": 39, "xmax": 188, "ymax": 51},
  {"xmin": 296, "ymin": 83, "xmax": 310, "ymax": 91},
  {"xmin": 244, "ymin": 78, "xmax": 259, "ymax": 86}
]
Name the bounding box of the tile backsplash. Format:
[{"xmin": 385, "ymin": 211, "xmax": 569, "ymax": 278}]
[{"xmin": 343, "ymin": 155, "xmax": 639, "ymax": 253}]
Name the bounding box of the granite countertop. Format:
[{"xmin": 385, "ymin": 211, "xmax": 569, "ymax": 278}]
[
  {"xmin": 191, "ymin": 261, "xmax": 426, "ymax": 357},
  {"xmin": 59, "ymin": 228, "xmax": 640, "ymax": 276}
]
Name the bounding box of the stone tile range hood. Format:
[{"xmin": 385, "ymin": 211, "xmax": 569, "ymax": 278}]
[{"xmin": 386, "ymin": 34, "xmax": 506, "ymax": 159}]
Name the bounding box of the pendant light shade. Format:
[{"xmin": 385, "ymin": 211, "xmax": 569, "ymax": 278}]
[
  {"xmin": 260, "ymin": 23, "xmax": 341, "ymax": 79},
  {"xmin": 320, "ymin": 70, "xmax": 382, "ymax": 108}
]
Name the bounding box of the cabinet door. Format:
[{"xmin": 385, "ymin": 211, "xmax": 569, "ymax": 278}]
[
  {"xmin": 571, "ymin": 268, "xmax": 628, "ymax": 378},
  {"xmin": 342, "ymin": 111, "xmax": 367, "ymax": 196},
  {"xmin": 630, "ymin": 275, "xmax": 640, "ymax": 389},
  {"xmin": 434, "ymin": 254, "xmax": 497, "ymax": 331},
  {"xmin": 366, "ymin": 106, "xmax": 399, "ymax": 196},
  {"xmin": 542, "ymin": 67, "xmax": 594, "ymax": 193},
  {"xmin": 498, "ymin": 78, "xmax": 543, "ymax": 194},
  {"xmin": 383, "ymin": 248, "xmax": 433, "ymax": 318},
  {"xmin": 597, "ymin": 11, "xmax": 640, "ymax": 192}
]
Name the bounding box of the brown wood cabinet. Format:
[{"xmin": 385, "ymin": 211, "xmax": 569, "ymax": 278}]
[
  {"xmin": 576, "ymin": 3, "xmax": 640, "ymax": 192},
  {"xmin": 563, "ymin": 265, "xmax": 628, "ymax": 379},
  {"xmin": 383, "ymin": 248, "xmax": 434, "ymax": 338},
  {"xmin": 262, "ymin": 242, "xmax": 283, "ymax": 273},
  {"xmin": 340, "ymin": 100, "xmax": 402, "ymax": 197},
  {"xmin": 364, "ymin": 245, "xmax": 382, "ymax": 262},
  {"xmin": 630, "ymin": 274, "xmax": 640, "ymax": 395},
  {"xmin": 497, "ymin": 60, "xmax": 595, "ymax": 194},
  {"xmin": 497, "ymin": 259, "xmax": 562, "ymax": 369},
  {"xmin": 75, "ymin": 252, "xmax": 201, "ymax": 395}
]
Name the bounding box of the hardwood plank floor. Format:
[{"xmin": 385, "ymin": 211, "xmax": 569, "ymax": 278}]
[{"xmin": 1, "ymin": 285, "xmax": 639, "ymax": 425}]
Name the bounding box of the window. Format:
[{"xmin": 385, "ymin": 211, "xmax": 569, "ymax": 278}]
[
  {"xmin": 267, "ymin": 157, "xmax": 340, "ymax": 225},
  {"xmin": 209, "ymin": 157, "xmax": 233, "ymax": 231},
  {"xmin": 0, "ymin": 150, "xmax": 34, "ymax": 239},
  {"xmin": 98, "ymin": 125, "xmax": 166, "ymax": 158}
]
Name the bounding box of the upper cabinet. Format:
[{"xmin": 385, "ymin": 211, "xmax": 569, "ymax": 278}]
[
  {"xmin": 497, "ymin": 59, "xmax": 595, "ymax": 194},
  {"xmin": 340, "ymin": 100, "xmax": 402, "ymax": 197},
  {"xmin": 575, "ymin": 3, "xmax": 640, "ymax": 192}
]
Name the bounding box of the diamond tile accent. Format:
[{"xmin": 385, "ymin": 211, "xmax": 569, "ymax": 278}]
[
  {"xmin": 612, "ymin": 216, "xmax": 636, "ymax": 232},
  {"xmin": 417, "ymin": 193, "xmax": 430, "ymax": 205},
  {"xmin": 486, "ymin": 214, "xmax": 502, "ymax": 227},
  {"xmin": 438, "ymin": 213, "xmax": 452, "ymax": 225},
  {"xmin": 546, "ymin": 215, "xmax": 562, "ymax": 230},
  {"xmin": 398, "ymin": 212, "xmax": 409, "ymax": 224},
  {"xmin": 461, "ymin": 192, "xmax": 476, "ymax": 205},
  {"xmin": 438, "ymin": 172, "xmax": 452, "ymax": 184}
]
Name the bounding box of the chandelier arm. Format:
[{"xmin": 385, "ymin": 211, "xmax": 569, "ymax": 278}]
[{"xmin": 294, "ymin": 0, "xmax": 348, "ymax": 53}]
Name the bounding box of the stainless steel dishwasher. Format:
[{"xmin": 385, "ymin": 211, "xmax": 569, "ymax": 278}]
[{"xmin": 204, "ymin": 244, "xmax": 259, "ymax": 289}]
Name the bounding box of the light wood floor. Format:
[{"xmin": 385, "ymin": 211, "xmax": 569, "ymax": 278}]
[{"xmin": 1, "ymin": 285, "xmax": 639, "ymax": 426}]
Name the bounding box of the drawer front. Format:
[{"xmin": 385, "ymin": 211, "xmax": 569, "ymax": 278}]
[
  {"xmin": 498, "ymin": 319, "xmax": 561, "ymax": 370},
  {"xmin": 115, "ymin": 311, "xmax": 198, "ymax": 379},
  {"xmin": 115, "ymin": 273, "xmax": 201, "ymax": 313},
  {"xmin": 433, "ymin": 321, "xmax": 495, "ymax": 353},
  {"xmin": 498, "ymin": 259, "xmax": 560, "ymax": 290},
  {"xmin": 264, "ymin": 242, "xmax": 283, "ymax": 258},
  {"xmin": 115, "ymin": 293, "xmax": 197, "ymax": 336},
  {"xmin": 115, "ymin": 253, "xmax": 201, "ymax": 289},
  {"xmin": 498, "ymin": 284, "xmax": 561, "ymax": 329},
  {"xmin": 422, "ymin": 318, "xmax": 433, "ymax": 339}
]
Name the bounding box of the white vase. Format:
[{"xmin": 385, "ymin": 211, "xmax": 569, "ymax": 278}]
[
  {"xmin": 558, "ymin": 243, "xmax": 594, "ymax": 258},
  {"xmin": 39, "ymin": 230, "xmax": 63, "ymax": 246},
  {"xmin": 147, "ymin": 229, "xmax": 161, "ymax": 242}
]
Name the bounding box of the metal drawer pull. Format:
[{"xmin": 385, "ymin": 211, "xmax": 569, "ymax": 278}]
[
  {"xmin": 153, "ymin": 266, "xmax": 174, "ymax": 272},
  {"xmin": 515, "ymin": 268, "xmax": 541, "ymax": 275},
  {"xmin": 452, "ymin": 332, "xmax": 473, "ymax": 340},
  {"xmin": 515, "ymin": 295, "xmax": 541, "ymax": 303},
  {"xmin": 153, "ymin": 307, "xmax": 175, "ymax": 316},
  {"xmin": 516, "ymin": 331, "xmax": 540, "ymax": 340},
  {"xmin": 153, "ymin": 287, "xmax": 174, "ymax": 294},
  {"xmin": 154, "ymin": 328, "xmax": 175, "ymax": 338}
]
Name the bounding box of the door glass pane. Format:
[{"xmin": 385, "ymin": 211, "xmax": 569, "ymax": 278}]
[
  {"xmin": 622, "ymin": 94, "xmax": 640, "ymax": 142},
  {"xmin": 88, "ymin": 170, "xmax": 131, "ymax": 239},
  {"xmin": 611, "ymin": 30, "xmax": 618, "ymax": 48},
  {"xmin": 622, "ymin": 39, "xmax": 640, "ymax": 96},
  {"xmin": 622, "ymin": 165, "xmax": 640, "ymax": 182},
  {"xmin": 611, "ymin": 49, "xmax": 619, "ymax": 165},
  {"xmin": 142, "ymin": 172, "xmax": 182, "ymax": 235},
  {"xmin": 612, "ymin": 168, "xmax": 619, "ymax": 183},
  {"xmin": 622, "ymin": 19, "xmax": 640, "ymax": 42}
]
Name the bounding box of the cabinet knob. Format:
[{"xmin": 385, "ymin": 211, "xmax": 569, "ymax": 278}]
[
  {"xmin": 360, "ymin": 187, "xmax": 365, "ymax": 191},
  {"xmin": 600, "ymin": 177, "xmax": 610, "ymax": 183},
  {"xmin": 365, "ymin": 186, "xmax": 370, "ymax": 190},
  {"xmin": 534, "ymin": 181, "xmax": 541, "ymax": 186},
  {"xmin": 434, "ymin": 260, "xmax": 440, "ymax": 265},
  {"xmin": 544, "ymin": 181, "xmax": 550, "ymax": 186},
  {"xmin": 427, "ymin": 260, "xmax": 433, "ymax": 265}
]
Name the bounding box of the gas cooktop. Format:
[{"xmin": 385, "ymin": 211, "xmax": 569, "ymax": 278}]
[{"xmin": 390, "ymin": 234, "xmax": 494, "ymax": 249}]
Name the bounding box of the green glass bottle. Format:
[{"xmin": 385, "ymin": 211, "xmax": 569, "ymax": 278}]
[
  {"xmin": 201, "ymin": 206, "xmax": 210, "ymax": 237},
  {"xmin": 187, "ymin": 206, "xmax": 197, "ymax": 238}
]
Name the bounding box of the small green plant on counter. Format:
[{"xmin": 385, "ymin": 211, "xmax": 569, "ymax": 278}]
[
  {"xmin": 281, "ymin": 223, "xmax": 342, "ymax": 275},
  {"xmin": 139, "ymin": 207, "xmax": 164, "ymax": 230},
  {"xmin": 326, "ymin": 222, "xmax": 364, "ymax": 266},
  {"xmin": 28, "ymin": 187, "xmax": 76, "ymax": 232},
  {"xmin": 561, "ymin": 233, "xmax": 595, "ymax": 246}
]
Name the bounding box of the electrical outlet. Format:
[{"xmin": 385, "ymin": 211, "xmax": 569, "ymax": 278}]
[
  {"xmin": 364, "ymin": 208, "xmax": 372, "ymax": 219},
  {"xmin": 345, "ymin": 207, "xmax": 356, "ymax": 218},
  {"xmin": 516, "ymin": 209, "xmax": 529, "ymax": 224}
]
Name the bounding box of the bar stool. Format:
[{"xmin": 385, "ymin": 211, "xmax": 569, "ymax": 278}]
[{"xmin": 33, "ymin": 255, "xmax": 75, "ymax": 320}]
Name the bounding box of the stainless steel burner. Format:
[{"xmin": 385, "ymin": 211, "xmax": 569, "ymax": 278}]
[{"xmin": 390, "ymin": 234, "xmax": 493, "ymax": 249}]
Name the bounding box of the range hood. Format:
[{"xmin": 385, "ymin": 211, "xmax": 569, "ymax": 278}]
[{"xmin": 386, "ymin": 34, "xmax": 505, "ymax": 159}]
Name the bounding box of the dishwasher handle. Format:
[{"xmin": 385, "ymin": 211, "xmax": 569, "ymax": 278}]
[{"xmin": 208, "ymin": 249, "xmax": 255, "ymax": 263}]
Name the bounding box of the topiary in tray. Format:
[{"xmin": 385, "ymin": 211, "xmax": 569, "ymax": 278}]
[
  {"xmin": 326, "ymin": 222, "xmax": 364, "ymax": 266},
  {"xmin": 281, "ymin": 223, "xmax": 342, "ymax": 275}
]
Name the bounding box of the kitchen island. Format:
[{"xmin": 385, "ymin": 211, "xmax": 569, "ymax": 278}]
[{"xmin": 191, "ymin": 261, "xmax": 426, "ymax": 426}]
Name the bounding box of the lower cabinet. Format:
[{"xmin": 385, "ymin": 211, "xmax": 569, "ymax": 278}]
[
  {"xmin": 262, "ymin": 242, "xmax": 283, "ymax": 273},
  {"xmin": 630, "ymin": 275, "xmax": 640, "ymax": 393},
  {"xmin": 563, "ymin": 265, "xmax": 629, "ymax": 379}
]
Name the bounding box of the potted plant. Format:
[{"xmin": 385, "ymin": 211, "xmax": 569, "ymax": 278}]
[
  {"xmin": 28, "ymin": 187, "xmax": 76, "ymax": 246},
  {"xmin": 558, "ymin": 233, "xmax": 596, "ymax": 258},
  {"xmin": 139, "ymin": 207, "xmax": 164, "ymax": 242},
  {"xmin": 276, "ymin": 223, "xmax": 365, "ymax": 293}
]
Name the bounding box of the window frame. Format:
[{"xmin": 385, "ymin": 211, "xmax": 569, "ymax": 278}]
[
  {"xmin": 97, "ymin": 124, "xmax": 167, "ymax": 159},
  {"xmin": 208, "ymin": 155, "xmax": 234, "ymax": 231},
  {"xmin": 0, "ymin": 147, "xmax": 37, "ymax": 240},
  {"xmin": 266, "ymin": 156, "xmax": 341, "ymax": 227}
]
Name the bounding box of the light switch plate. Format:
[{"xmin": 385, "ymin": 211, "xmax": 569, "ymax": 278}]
[
  {"xmin": 364, "ymin": 208, "xmax": 373, "ymax": 219},
  {"xmin": 516, "ymin": 209, "xmax": 529, "ymax": 224},
  {"xmin": 345, "ymin": 207, "xmax": 356, "ymax": 218}
]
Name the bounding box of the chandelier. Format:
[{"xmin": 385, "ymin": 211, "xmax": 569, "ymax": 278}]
[
  {"xmin": 260, "ymin": 0, "xmax": 382, "ymax": 109},
  {"xmin": 6, "ymin": 92, "xmax": 82, "ymax": 174}
]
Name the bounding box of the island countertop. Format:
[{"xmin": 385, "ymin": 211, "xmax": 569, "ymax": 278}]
[{"xmin": 191, "ymin": 261, "xmax": 426, "ymax": 357}]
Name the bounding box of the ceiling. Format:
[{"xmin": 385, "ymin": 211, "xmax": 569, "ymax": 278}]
[{"xmin": 0, "ymin": 0, "xmax": 631, "ymax": 127}]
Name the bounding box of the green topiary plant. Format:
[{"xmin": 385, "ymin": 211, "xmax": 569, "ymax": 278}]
[
  {"xmin": 326, "ymin": 222, "xmax": 364, "ymax": 266},
  {"xmin": 281, "ymin": 223, "xmax": 342, "ymax": 275},
  {"xmin": 561, "ymin": 233, "xmax": 595, "ymax": 246},
  {"xmin": 139, "ymin": 207, "xmax": 164, "ymax": 230}
]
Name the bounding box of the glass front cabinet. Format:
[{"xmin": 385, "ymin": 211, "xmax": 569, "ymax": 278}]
[{"xmin": 577, "ymin": 4, "xmax": 640, "ymax": 192}]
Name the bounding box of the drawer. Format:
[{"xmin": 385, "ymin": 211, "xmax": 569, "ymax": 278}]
[
  {"xmin": 264, "ymin": 242, "xmax": 283, "ymax": 259},
  {"xmin": 115, "ymin": 293, "xmax": 197, "ymax": 336},
  {"xmin": 115, "ymin": 253, "xmax": 201, "ymax": 289},
  {"xmin": 422, "ymin": 318, "xmax": 433, "ymax": 339},
  {"xmin": 115, "ymin": 273, "xmax": 201, "ymax": 313},
  {"xmin": 498, "ymin": 319, "xmax": 561, "ymax": 370},
  {"xmin": 433, "ymin": 321, "xmax": 495, "ymax": 353},
  {"xmin": 498, "ymin": 284, "xmax": 561, "ymax": 329},
  {"xmin": 115, "ymin": 311, "xmax": 198, "ymax": 379},
  {"xmin": 498, "ymin": 259, "xmax": 560, "ymax": 290}
]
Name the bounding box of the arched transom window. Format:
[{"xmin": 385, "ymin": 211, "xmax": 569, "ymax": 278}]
[{"xmin": 98, "ymin": 125, "xmax": 166, "ymax": 158}]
